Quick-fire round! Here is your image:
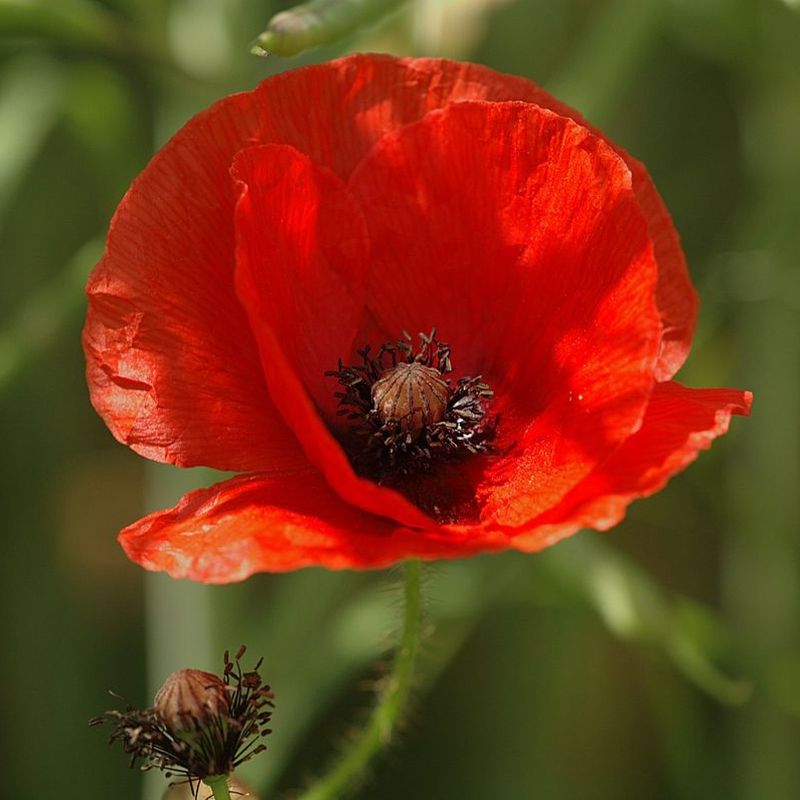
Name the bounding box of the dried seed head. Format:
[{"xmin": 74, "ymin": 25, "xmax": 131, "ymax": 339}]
[
  {"xmin": 371, "ymin": 362, "xmax": 449, "ymax": 437},
  {"xmin": 154, "ymin": 669, "xmax": 230, "ymax": 734},
  {"xmin": 91, "ymin": 646, "xmax": 274, "ymax": 784}
]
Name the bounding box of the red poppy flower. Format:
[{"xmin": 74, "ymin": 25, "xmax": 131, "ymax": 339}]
[{"xmin": 83, "ymin": 54, "xmax": 751, "ymax": 583}]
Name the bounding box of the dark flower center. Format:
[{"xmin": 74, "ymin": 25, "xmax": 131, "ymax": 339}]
[{"xmin": 327, "ymin": 330, "xmax": 495, "ymax": 491}]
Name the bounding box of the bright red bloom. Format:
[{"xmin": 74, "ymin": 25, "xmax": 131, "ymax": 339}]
[{"xmin": 83, "ymin": 54, "xmax": 751, "ymax": 583}]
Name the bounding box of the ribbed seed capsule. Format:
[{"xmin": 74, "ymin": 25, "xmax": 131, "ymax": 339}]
[
  {"xmin": 371, "ymin": 362, "xmax": 449, "ymax": 437},
  {"xmin": 154, "ymin": 668, "xmax": 230, "ymax": 734}
]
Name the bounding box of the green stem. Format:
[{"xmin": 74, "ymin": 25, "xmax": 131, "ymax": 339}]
[
  {"xmin": 298, "ymin": 559, "xmax": 423, "ymax": 800},
  {"xmin": 204, "ymin": 775, "xmax": 233, "ymax": 800}
]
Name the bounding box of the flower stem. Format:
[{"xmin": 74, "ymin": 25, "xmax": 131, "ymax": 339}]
[
  {"xmin": 298, "ymin": 559, "xmax": 424, "ymax": 800},
  {"xmin": 204, "ymin": 776, "xmax": 233, "ymax": 800}
]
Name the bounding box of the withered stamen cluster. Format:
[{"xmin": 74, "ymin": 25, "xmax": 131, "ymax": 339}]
[
  {"xmin": 327, "ymin": 329, "xmax": 494, "ymax": 479},
  {"xmin": 90, "ymin": 646, "xmax": 274, "ymax": 786}
]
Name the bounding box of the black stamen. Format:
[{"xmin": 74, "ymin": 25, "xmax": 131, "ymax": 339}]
[{"xmin": 327, "ymin": 330, "xmax": 495, "ymax": 485}]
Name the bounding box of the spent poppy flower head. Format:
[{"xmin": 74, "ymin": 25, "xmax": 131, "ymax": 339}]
[
  {"xmin": 83, "ymin": 54, "xmax": 751, "ymax": 582},
  {"xmin": 91, "ymin": 647, "xmax": 274, "ymax": 782}
]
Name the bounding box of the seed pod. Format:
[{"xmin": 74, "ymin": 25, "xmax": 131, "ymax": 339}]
[
  {"xmin": 154, "ymin": 668, "xmax": 230, "ymax": 734},
  {"xmin": 371, "ymin": 362, "xmax": 449, "ymax": 437},
  {"xmin": 252, "ymin": 0, "xmax": 407, "ymax": 58}
]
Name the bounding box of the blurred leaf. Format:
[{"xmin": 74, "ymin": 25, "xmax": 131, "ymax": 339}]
[
  {"xmin": 764, "ymin": 650, "xmax": 800, "ymax": 719},
  {"xmin": 252, "ymin": 0, "xmax": 409, "ymax": 57},
  {"xmin": 64, "ymin": 61, "xmax": 150, "ymax": 208},
  {"xmin": 542, "ymin": 536, "xmax": 752, "ymax": 705},
  {"xmin": 665, "ymin": 0, "xmax": 759, "ymax": 64},
  {"xmin": 409, "ymin": 0, "xmax": 513, "ymax": 58},
  {"xmin": 0, "ymin": 0, "xmax": 126, "ymax": 53},
  {"xmin": 0, "ymin": 53, "xmax": 62, "ymax": 219},
  {"xmin": 167, "ymin": 0, "xmax": 233, "ymax": 78},
  {"xmin": 0, "ymin": 236, "xmax": 101, "ymax": 394},
  {"xmin": 546, "ymin": 0, "xmax": 664, "ymax": 125},
  {"xmin": 667, "ymin": 599, "xmax": 752, "ymax": 705}
]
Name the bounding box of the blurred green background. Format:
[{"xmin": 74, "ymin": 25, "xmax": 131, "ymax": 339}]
[{"xmin": 1, "ymin": 0, "xmax": 797, "ymax": 798}]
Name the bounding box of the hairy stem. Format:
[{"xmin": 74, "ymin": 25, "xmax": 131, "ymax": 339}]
[{"xmin": 298, "ymin": 559, "xmax": 423, "ymax": 800}]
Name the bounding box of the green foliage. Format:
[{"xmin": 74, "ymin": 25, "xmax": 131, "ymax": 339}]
[{"xmin": 1, "ymin": 1, "xmax": 798, "ymax": 799}]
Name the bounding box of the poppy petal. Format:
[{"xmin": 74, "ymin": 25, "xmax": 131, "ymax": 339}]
[
  {"xmin": 348, "ymin": 101, "xmax": 662, "ymax": 521},
  {"xmin": 405, "ymin": 57, "xmax": 696, "ymax": 380},
  {"xmin": 230, "ymin": 144, "xmax": 369, "ymax": 422},
  {"xmin": 118, "ymin": 383, "xmax": 750, "ymax": 581},
  {"xmin": 232, "ymin": 146, "xmax": 432, "ymax": 529},
  {"xmin": 625, "ymin": 175, "xmax": 696, "ymax": 380},
  {"xmin": 510, "ymin": 381, "xmax": 753, "ymax": 551},
  {"xmin": 83, "ymin": 93, "xmax": 307, "ymax": 473},
  {"xmin": 84, "ymin": 54, "xmax": 691, "ymax": 471},
  {"xmin": 119, "ymin": 471, "xmax": 509, "ymax": 582},
  {"xmin": 248, "ymin": 54, "xmax": 695, "ymax": 378}
]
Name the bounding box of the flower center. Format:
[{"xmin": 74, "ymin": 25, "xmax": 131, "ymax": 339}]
[{"xmin": 327, "ymin": 330, "xmax": 495, "ymax": 483}]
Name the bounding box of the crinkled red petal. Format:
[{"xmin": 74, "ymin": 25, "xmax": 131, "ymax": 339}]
[
  {"xmin": 232, "ymin": 145, "xmax": 432, "ymax": 529},
  {"xmin": 250, "ymin": 54, "xmax": 695, "ymax": 379},
  {"xmin": 119, "ymin": 471, "xmax": 509, "ymax": 582},
  {"xmin": 118, "ymin": 382, "xmax": 750, "ymax": 581},
  {"xmin": 83, "ymin": 93, "xmax": 307, "ymax": 473},
  {"xmin": 507, "ymin": 381, "xmax": 752, "ymax": 551},
  {"xmin": 408, "ymin": 57, "xmax": 696, "ymax": 380},
  {"xmin": 348, "ymin": 101, "xmax": 662, "ymax": 522},
  {"xmin": 84, "ymin": 54, "xmax": 693, "ymax": 473},
  {"xmin": 118, "ymin": 383, "xmax": 750, "ymax": 580},
  {"xmin": 629, "ymin": 176, "xmax": 696, "ymax": 380},
  {"xmin": 230, "ymin": 145, "xmax": 370, "ymax": 421}
]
